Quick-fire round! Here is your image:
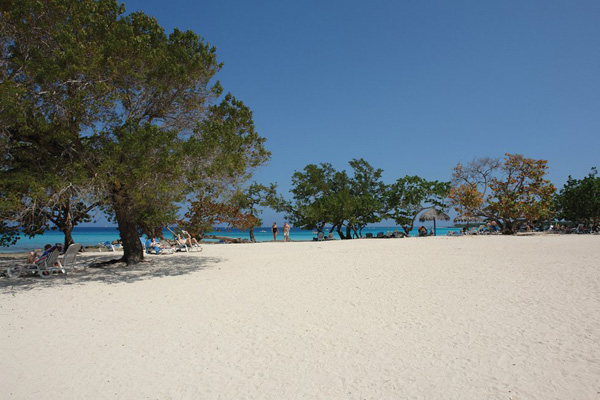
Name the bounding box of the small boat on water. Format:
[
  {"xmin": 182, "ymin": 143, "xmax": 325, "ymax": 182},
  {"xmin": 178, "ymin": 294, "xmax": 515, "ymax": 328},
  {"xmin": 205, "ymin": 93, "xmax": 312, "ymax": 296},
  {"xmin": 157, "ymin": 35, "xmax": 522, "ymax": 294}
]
[{"xmin": 259, "ymin": 230, "xmax": 266, "ymax": 233}]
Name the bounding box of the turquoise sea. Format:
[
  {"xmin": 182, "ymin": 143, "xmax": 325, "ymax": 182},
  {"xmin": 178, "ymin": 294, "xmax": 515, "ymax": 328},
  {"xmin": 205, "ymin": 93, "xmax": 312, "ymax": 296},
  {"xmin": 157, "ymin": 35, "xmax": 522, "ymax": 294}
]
[{"xmin": 1, "ymin": 225, "xmax": 460, "ymax": 253}]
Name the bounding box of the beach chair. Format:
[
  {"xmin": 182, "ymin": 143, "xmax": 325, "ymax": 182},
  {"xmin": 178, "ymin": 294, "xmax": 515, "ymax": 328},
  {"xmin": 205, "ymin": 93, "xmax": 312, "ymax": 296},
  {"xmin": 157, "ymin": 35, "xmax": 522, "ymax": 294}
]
[
  {"xmin": 144, "ymin": 239, "xmax": 160, "ymax": 254},
  {"xmin": 172, "ymin": 240, "xmax": 189, "ymax": 252},
  {"xmin": 99, "ymin": 241, "xmax": 122, "ymax": 252},
  {"xmin": 7, "ymin": 249, "xmax": 61, "ymax": 279},
  {"xmin": 313, "ymin": 231, "xmax": 325, "ymax": 241},
  {"xmin": 325, "ymin": 232, "xmax": 334, "ymax": 240},
  {"xmin": 190, "ymin": 242, "xmax": 202, "ymax": 252},
  {"xmin": 464, "ymin": 226, "xmax": 480, "ymax": 235},
  {"xmin": 144, "ymin": 239, "xmax": 174, "ymax": 255},
  {"xmin": 57, "ymin": 243, "xmax": 83, "ymax": 272},
  {"xmin": 180, "ymin": 231, "xmax": 202, "ymax": 252}
]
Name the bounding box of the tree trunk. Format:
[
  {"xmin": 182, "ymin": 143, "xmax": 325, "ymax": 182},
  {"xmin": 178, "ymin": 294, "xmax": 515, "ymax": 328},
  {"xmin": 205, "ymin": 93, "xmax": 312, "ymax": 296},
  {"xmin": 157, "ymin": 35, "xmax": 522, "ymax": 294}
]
[
  {"xmin": 61, "ymin": 225, "xmax": 75, "ymax": 250},
  {"xmin": 55, "ymin": 203, "xmax": 75, "ymax": 250},
  {"xmin": 328, "ymin": 224, "xmax": 335, "ymax": 237},
  {"xmin": 345, "ymin": 225, "xmax": 352, "ymax": 239},
  {"xmin": 203, "ymin": 235, "xmax": 246, "ymax": 243},
  {"xmin": 503, "ymin": 220, "xmax": 516, "ymax": 235},
  {"xmin": 249, "ymin": 227, "xmax": 256, "ymax": 243},
  {"xmin": 336, "ymin": 225, "xmax": 348, "ymax": 240},
  {"xmin": 113, "ymin": 191, "xmax": 144, "ymax": 264}
]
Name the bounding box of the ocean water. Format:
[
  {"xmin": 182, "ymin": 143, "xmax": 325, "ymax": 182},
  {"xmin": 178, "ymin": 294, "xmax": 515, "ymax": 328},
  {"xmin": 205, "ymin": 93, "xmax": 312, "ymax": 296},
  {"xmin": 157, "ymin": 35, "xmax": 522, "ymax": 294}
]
[{"xmin": 1, "ymin": 225, "xmax": 460, "ymax": 253}]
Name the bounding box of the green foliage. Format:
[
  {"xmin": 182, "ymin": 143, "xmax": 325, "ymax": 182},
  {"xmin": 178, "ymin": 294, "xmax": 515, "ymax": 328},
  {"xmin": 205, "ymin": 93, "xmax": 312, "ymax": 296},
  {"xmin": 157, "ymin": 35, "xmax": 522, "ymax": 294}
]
[
  {"xmin": 1, "ymin": 0, "xmax": 269, "ymax": 261},
  {"xmin": 1, "ymin": 0, "xmax": 127, "ymax": 247},
  {"xmin": 555, "ymin": 168, "xmax": 600, "ymax": 225},
  {"xmin": 186, "ymin": 94, "xmax": 270, "ymax": 187},
  {"xmin": 230, "ymin": 182, "xmax": 278, "ymax": 241},
  {"xmin": 233, "ymin": 183, "xmax": 278, "ymax": 223},
  {"xmin": 90, "ymin": 123, "xmax": 185, "ymax": 235},
  {"xmin": 283, "ymin": 159, "xmax": 388, "ymax": 238},
  {"xmin": 385, "ymin": 176, "xmax": 450, "ymax": 234}
]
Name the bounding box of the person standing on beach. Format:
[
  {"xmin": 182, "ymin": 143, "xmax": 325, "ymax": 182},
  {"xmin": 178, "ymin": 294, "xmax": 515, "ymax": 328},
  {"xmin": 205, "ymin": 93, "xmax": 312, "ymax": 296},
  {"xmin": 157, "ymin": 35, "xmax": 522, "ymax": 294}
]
[
  {"xmin": 271, "ymin": 222, "xmax": 278, "ymax": 241},
  {"xmin": 283, "ymin": 222, "xmax": 290, "ymax": 242}
]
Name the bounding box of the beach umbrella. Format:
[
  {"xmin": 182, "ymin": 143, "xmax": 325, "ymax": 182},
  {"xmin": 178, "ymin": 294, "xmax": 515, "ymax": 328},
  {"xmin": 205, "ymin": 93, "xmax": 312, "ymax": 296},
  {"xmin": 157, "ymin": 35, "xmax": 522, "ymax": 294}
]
[
  {"xmin": 419, "ymin": 208, "xmax": 450, "ymax": 236},
  {"xmin": 454, "ymin": 214, "xmax": 483, "ymax": 228}
]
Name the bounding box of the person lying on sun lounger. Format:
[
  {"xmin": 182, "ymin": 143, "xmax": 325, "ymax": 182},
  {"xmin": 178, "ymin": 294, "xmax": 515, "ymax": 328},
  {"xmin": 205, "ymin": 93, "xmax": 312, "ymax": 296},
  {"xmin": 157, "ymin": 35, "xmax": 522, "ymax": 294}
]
[
  {"xmin": 149, "ymin": 238, "xmax": 165, "ymax": 254},
  {"xmin": 181, "ymin": 230, "xmax": 200, "ymax": 246},
  {"xmin": 176, "ymin": 234, "xmax": 187, "ymax": 246},
  {"xmin": 28, "ymin": 244, "xmax": 58, "ymax": 264}
]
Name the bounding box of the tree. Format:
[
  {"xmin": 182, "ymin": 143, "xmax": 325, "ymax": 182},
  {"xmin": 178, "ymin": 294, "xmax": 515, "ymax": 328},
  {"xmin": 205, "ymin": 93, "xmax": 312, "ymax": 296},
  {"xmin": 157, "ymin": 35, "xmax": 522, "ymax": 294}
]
[
  {"xmin": 1, "ymin": 0, "xmax": 269, "ymax": 263},
  {"xmin": 281, "ymin": 163, "xmax": 338, "ymax": 234},
  {"xmin": 231, "ymin": 183, "xmax": 278, "ymax": 242},
  {"xmin": 449, "ymin": 154, "xmax": 556, "ymax": 234},
  {"xmin": 555, "ymin": 168, "xmax": 600, "ymax": 227},
  {"xmin": 282, "ymin": 159, "xmax": 386, "ymax": 239},
  {"xmin": 0, "ymin": 183, "xmax": 99, "ymax": 249},
  {"xmin": 183, "ymin": 192, "xmax": 243, "ymax": 238},
  {"xmin": 1, "ymin": 0, "xmax": 109, "ymax": 248},
  {"xmin": 346, "ymin": 159, "xmax": 386, "ymax": 238},
  {"xmin": 385, "ymin": 176, "xmax": 450, "ymax": 235}
]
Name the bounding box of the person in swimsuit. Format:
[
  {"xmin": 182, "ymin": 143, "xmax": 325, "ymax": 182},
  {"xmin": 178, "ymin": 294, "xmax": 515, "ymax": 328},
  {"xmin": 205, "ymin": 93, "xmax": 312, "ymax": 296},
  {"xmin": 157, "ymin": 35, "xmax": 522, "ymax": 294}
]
[
  {"xmin": 283, "ymin": 222, "xmax": 290, "ymax": 242},
  {"xmin": 271, "ymin": 222, "xmax": 278, "ymax": 242}
]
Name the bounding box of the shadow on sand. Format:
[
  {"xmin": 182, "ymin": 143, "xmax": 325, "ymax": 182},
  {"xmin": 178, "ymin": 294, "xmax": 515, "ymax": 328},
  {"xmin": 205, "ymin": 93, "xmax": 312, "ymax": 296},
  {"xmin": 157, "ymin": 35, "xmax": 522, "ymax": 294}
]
[{"xmin": 0, "ymin": 253, "xmax": 222, "ymax": 293}]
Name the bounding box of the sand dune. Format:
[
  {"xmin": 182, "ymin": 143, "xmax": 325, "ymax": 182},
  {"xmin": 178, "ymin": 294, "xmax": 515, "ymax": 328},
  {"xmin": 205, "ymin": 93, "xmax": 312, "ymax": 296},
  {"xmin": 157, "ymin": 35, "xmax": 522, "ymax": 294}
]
[{"xmin": 1, "ymin": 234, "xmax": 599, "ymax": 399}]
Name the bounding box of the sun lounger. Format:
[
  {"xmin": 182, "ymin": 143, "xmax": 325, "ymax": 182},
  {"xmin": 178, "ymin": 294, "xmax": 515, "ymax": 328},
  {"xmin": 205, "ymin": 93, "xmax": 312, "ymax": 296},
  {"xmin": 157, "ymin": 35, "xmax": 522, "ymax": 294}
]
[
  {"xmin": 99, "ymin": 241, "xmax": 122, "ymax": 251},
  {"xmin": 57, "ymin": 243, "xmax": 83, "ymax": 272},
  {"xmin": 144, "ymin": 239, "xmax": 173, "ymax": 254},
  {"xmin": 171, "ymin": 240, "xmax": 189, "ymax": 252},
  {"xmin": 6, "ymin": 249, "xmax": 61, "ymax": 279}
]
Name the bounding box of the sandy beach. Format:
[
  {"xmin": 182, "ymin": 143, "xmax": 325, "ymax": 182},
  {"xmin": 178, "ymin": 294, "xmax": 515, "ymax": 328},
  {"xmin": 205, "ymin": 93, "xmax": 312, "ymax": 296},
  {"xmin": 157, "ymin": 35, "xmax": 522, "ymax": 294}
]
[{"xmin": 1, "ymin": 234, "xmax": 599, "ymax": 399}]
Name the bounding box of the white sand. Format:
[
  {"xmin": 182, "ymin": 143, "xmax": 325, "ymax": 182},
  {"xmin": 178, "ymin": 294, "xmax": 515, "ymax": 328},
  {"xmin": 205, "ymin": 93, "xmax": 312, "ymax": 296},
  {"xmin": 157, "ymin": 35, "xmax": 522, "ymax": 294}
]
[{"xmin": 1, "ymin": 235, "xmax": 599, "ymax": 399}]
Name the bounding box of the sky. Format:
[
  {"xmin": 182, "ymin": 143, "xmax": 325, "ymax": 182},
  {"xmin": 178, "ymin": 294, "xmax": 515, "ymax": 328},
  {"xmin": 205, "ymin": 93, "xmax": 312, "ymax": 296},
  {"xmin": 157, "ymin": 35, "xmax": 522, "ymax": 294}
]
[{"xmin": 117, "ymin": 0, "xmax": 599, "ymax": 226}]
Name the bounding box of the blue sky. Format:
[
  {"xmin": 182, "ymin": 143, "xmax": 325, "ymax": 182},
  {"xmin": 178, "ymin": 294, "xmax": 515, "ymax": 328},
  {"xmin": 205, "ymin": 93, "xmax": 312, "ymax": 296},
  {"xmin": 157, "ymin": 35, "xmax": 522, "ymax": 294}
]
[{"xmin": 120, "ymin": 0, "xmax": 599, "ymax": 226}]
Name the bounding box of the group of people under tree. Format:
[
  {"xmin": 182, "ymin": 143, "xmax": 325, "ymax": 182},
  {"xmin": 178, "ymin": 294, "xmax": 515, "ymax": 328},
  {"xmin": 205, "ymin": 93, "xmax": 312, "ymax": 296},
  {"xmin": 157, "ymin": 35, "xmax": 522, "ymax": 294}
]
[{"xmin": 146, "ymin": 230, "xmax": 201, "ymax": 254}]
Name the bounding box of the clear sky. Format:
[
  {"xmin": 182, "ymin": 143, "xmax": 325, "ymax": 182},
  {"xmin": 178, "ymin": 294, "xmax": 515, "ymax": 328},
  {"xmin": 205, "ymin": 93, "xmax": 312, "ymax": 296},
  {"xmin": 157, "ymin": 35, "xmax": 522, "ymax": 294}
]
[{"xmin": 119, "ymin": 0, "xmax": 599, "ymax": 226}]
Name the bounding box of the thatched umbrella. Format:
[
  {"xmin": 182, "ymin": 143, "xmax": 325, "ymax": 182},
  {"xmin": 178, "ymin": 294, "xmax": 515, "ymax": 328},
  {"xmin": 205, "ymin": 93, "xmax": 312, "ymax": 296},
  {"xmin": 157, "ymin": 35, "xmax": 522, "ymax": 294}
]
[
  {"xmin": 419, "ymin": 208, "xmax": 450, "ymax": 236},
  {"xmin": 454, "ymin": 214, "xmax": 483, "ymax": 229}
]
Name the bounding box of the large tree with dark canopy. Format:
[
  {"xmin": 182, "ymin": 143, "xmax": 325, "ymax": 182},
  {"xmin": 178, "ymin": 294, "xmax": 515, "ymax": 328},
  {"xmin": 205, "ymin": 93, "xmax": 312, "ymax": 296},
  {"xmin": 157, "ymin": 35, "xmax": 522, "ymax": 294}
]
[
  {"xmin": 384, "ymin": 176, "xmax": 450, "ymax": 235},
  {"xmin": 554, "ymin": 168, "xmax": 600, "ymax": 227},
  {"xmin": 1, "ymin": 0, "xmax": 269, "ymax": 262},
  {"xmin": 281, "ymin": 159, "xmax": 386, "ymax": 239}
]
